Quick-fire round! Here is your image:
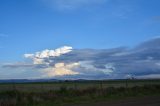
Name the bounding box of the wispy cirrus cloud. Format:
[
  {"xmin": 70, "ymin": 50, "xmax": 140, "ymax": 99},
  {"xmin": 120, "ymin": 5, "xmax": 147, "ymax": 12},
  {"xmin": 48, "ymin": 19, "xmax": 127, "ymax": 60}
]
[
  {"xmin": 41, "ymin": 0, "xmax": 134, "ymax": 19},
  {"xmin": 0, "ymin": 33, "xmax": 8, "ymax": 38},
  {"xmin": 42, "ymin": 0, "xmax": 107, "ymax": 11},
  {"xmin": 0, "ymin": 33, "xmax": 8, "ymax": 49}
]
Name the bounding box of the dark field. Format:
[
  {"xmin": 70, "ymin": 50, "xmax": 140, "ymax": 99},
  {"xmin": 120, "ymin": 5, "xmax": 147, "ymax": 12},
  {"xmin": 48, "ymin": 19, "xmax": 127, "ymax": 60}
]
[
  {"xmin": 70, "ymin": 96, "xmax": 160, "ymax": 106},
  {"xmin": 0, "ymin": 79, "xmax": 160, "ymax": 92},
  {"xmin": 0, "ymin": 79, "xmax": 160, "ymax": 106}
]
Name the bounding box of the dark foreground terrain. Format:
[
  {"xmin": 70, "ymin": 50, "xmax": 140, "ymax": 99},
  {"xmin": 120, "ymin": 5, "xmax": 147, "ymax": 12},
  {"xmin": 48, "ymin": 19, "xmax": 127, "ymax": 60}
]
[
  {"xmin": 0, "ymin": 80, "xmax": 160, "ymax": 106},
  {"xmin": 71, "ymin": 96, "xmax": 160, "ymax": 106}
]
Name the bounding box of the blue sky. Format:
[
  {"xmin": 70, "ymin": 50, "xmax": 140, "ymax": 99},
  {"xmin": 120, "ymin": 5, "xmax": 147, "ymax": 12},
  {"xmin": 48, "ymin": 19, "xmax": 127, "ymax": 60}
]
[
  {"xmin": 0, "ymin": 0, "xmax": 160, "ymax": 61},
  {"xmin": 0, "ymin": 0, "xmax": 160, "ymax": 79}
]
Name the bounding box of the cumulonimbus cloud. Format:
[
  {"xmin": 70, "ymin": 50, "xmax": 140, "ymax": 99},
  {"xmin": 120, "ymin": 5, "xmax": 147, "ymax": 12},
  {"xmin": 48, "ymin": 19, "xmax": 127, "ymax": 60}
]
[
  {"xmin": 10, "ymin": 45, "xmax": 115, "ymax": 78},
  {"xmin": 23, "ymin": 46, "xmax": 80, "ymax": 77},
  {"xmin": 2, "ymin": 38, "xmax": 160, "ymax": 79}
]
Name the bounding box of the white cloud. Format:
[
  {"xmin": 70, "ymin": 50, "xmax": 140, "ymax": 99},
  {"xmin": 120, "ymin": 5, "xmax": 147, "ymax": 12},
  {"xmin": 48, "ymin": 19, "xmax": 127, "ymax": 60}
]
[
  {"xmin": 24, "ymin": 46, "xmax": 73, "ymax": 64},
  {"xmin": 33, "ymin": 58, "xmax": 46, "ymax": 65},
  {"xmin": 42, "ymin": 62, "xmax": 79, "ymax": 77},
  {"xmin": 23, "ymin": 46, "xmax": 78, "ymax": 77},
  {"xmin": 24, "ymin": 54, "xmax": 34, "ymax": 58}
]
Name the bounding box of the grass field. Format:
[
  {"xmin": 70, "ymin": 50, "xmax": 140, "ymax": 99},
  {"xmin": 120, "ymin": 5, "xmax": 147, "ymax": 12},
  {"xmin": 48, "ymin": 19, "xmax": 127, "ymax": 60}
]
[
  {"xmin": 0, "ymin": 79, "xmax": 160, "ymax": 106},
  {"xmin": 0, "ymin": 79, "xmax": 160, "ymax": 92}
]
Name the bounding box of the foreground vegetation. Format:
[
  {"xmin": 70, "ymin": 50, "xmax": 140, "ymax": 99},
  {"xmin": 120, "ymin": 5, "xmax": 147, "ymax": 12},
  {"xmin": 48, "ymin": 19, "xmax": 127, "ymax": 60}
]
[
  {"xmin": 1, "ymin": 79, "xmax": 160, "ymax": 92},
  {"xmin": 0, "ymin": 80, "xmax": 160, "ymax": 106}
]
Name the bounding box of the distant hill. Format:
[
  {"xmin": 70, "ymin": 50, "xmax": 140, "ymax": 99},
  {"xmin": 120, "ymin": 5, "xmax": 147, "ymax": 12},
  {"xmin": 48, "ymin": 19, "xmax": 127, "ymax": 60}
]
[{"xmin": 0, "ymin": 79, "xmax": 59, "ymax": 83}]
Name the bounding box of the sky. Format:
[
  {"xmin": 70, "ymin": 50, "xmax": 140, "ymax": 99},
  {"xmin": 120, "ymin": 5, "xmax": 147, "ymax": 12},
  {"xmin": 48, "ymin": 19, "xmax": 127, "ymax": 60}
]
[{"xmin": 0, "ymin": 0, "xmax": 160, "ymax": 79}]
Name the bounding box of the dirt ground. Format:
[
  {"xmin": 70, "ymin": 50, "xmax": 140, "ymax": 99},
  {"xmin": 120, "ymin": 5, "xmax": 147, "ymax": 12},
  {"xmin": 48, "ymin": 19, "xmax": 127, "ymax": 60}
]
[{"xmin": 69, "ymin": 96, "xmax": 160, "ymax": 106}]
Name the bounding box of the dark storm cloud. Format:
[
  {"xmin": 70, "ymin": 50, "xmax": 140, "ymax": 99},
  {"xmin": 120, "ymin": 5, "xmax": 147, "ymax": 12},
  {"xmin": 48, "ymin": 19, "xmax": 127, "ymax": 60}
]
[
  {"xmin": 51, "ymin": 38, "xmax": 160, "ymax": 78},
  {"xmin": 2, "ymin": 38, "xmax": 160, "ymax": 79}
]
